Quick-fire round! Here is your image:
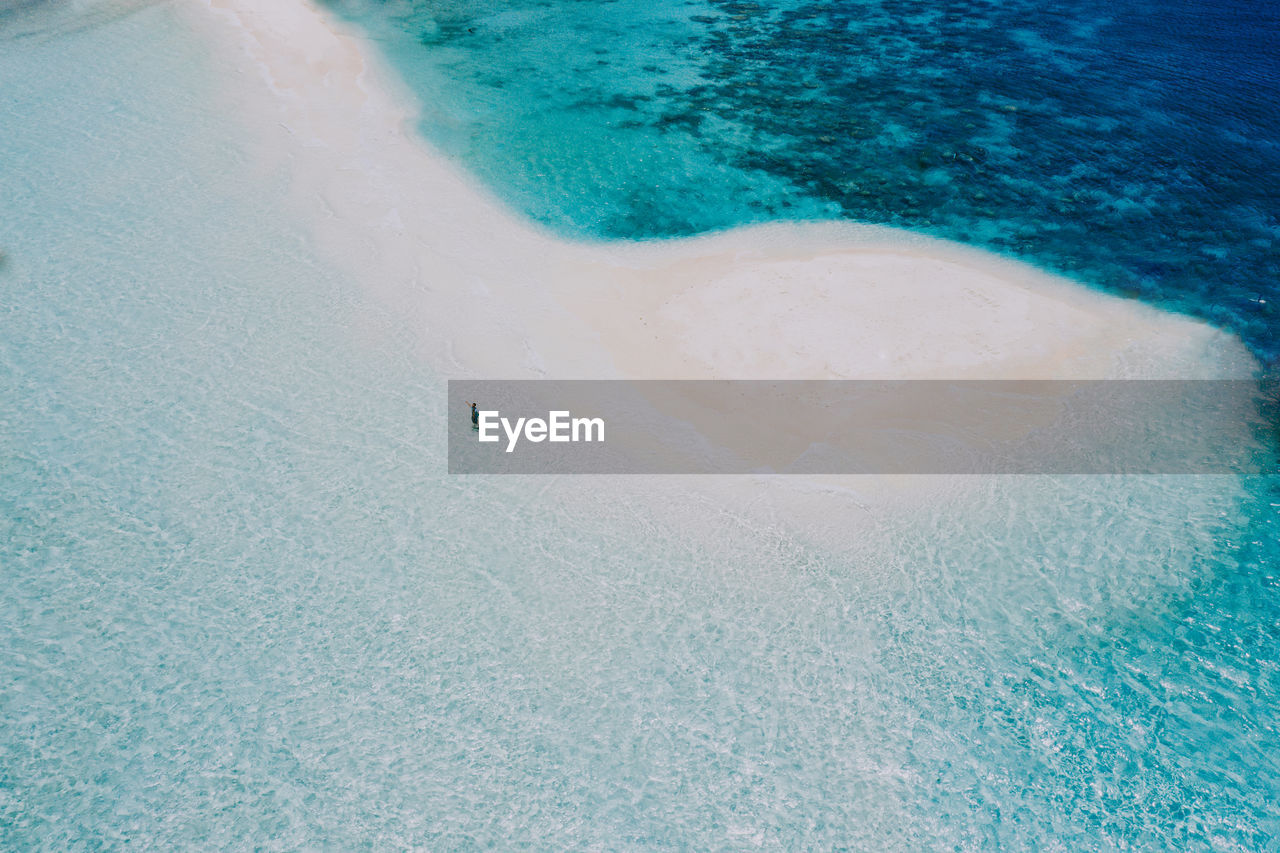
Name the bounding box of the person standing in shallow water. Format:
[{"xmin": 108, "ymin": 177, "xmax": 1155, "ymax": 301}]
[{"xmin": 467, "ymin": 401, "xmax": 479, "ymax": 430}]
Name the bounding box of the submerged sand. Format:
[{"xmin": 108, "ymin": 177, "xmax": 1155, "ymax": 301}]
[{"xmin": 196, "ymin": 0, "xmax": 1254, "ymax": 384}]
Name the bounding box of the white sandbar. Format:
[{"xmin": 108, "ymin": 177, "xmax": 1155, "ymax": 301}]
[{"xmin": 194, "ymin": 0, "xmax": 1255, "ymax": 383}]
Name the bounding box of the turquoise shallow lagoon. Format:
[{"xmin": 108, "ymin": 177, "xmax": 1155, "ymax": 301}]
[
  {"xmin": 2, "ymin": 1, "xmax": 1279, "ymax": 848},
  {"xmin": 324, "ymin": 0, "xmax": 1280, "ymax": 365}
]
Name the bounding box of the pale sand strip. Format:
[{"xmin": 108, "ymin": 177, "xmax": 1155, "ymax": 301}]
[
  {"xmin": 194, "ymin": 0, "xmax": 1255, "ymax": 383},
  {"xmin": 184, "ymin": 0, "xmax": 1259, "ymax": 548}
]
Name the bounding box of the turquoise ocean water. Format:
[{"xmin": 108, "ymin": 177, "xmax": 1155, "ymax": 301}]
[
  {"xmin": 2, "ymin": 0, "xmax": 1279, "ymax": 848},
  {"xmin": 326, "ymin": 0, "xmax": 1280, "ymax": 366}
]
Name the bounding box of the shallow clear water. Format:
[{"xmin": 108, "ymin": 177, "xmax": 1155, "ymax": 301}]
[
  {"xmin": 2, "ymin": 1, "xmax": 1280, "ymax": 849},
  {"xmin": 324, "ymin": 0, "xmax": 1280, "ymax": 366}
]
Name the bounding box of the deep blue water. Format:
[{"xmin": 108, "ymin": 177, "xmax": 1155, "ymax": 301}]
[{"xmin": 326, "ymin": 0, "xmax": 1280, "ymax": 365}]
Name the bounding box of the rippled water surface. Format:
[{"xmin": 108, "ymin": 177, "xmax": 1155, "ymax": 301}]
[{"xmin": 2, "ymin": 1, "xmax": 1279, "ymax": 849}]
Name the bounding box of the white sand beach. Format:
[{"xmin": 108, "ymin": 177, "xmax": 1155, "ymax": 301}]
[
  {"xmin": 195, "ymin": 0, "xmax": 1254, "ymax": 385},
  {"xmin": 178, "ymin": 0, "xmax": 1268, "ymax": 554}
]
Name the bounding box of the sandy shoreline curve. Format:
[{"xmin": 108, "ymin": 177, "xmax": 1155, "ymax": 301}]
[{"xmin": 193, "ymin": 0, "xmax": 1255, "ymax": 383}]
